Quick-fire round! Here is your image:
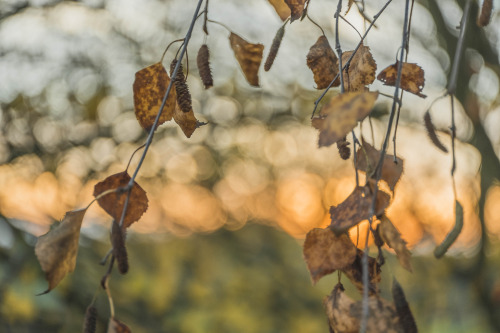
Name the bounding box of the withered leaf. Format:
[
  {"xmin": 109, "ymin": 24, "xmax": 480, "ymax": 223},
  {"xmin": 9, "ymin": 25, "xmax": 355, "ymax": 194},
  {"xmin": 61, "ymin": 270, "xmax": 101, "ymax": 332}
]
[
  {"xmin": 312, "ymin": 91, "xmax": 378, "ymax": 147},
  {"xmin": 229, "ymin": 33, "xmax": 264, "ymax": 87},
  {"xmin": 341, "ymin": 45, "xmax": 377, "ymax": 92},
  {"xmin": 423, "ymin": 111, "xmax": 448, "ymax": 153},
  {"xmin": 343, "ymin": 249, "xmax": 381, "ymax": 295},
  {"xmin": 108, "ymin": 318, "xmax": 131, "ymax": 333},
  {"xmin": 392, "ymin": 279, "xmax": 418, "ymax": 333},
  {"xmin": 303, "ymin": 228, "xmax": 358, "ymax": 284},
  {"xmin": 35, "ymin": 208, "xmax": 88, "ymax": 294},
  {"xmin": 285, "ymin": 0, "xmax": 305, "ymax": 21},
  {"xmin": 93, "ymin": 172, "xmax": 148, "ymax": 229},
  {"xmin": 346, "ymin": 0, "xmax": 355, "ymax": 14},
  {"xmin": 356, "ymin": 139, "xmax": 403, "ymax": 191},
  {"xmin": 325, "ymin": 282, "xmax": 404, "ymax": 332},
  {"xmin": 267, "ymin": 0, "xmax": 291, "ymax": 21},
  {"xmin": 379, "ymin": 216, "xmax": 412, "ymax": 272},
  {"xmin": 173, "ymin": 103, "xmax": 206, "ymax": 138},
  {"xmin": 306, "ymin": 36, "xmax": 339, "ymax": 89},
  {"xmin": 133, "ymin": 62, "xmax": 176, "ymax": 131},
  {"xmin": 377, "ymin": 61, "xmax": 426, "ymax": 98},
  {"xmin": 477, "ymin": 0, "xmax": 493, "ymax": 27},
  {"xmin": 330, "ymin": 184, "xmax": 390, "ymax": 234}
]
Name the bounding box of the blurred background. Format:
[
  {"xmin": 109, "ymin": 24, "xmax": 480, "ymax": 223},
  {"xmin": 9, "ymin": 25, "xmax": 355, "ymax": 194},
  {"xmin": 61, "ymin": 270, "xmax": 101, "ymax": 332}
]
[{"xmin": 0, "ymin": 0, "xmax": 499, "ymax": 332}]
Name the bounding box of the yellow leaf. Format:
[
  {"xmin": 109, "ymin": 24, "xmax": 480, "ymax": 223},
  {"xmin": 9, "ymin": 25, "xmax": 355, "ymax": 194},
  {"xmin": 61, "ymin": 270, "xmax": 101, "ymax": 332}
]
[
  {"xmin": 377, "ymin": 61, "xmax": 426, "ymax": 98},
  {"xmin": 267, "ymin": 0, "xmax": 291, "ymax": 21},
  {"xmin": 341, "ymin": 44, "xmax": 377, "ymax": 92},
  {"xmin": 229, "ymin": 33, "xmax": 264, "ymax": 87},
  {"xmin": 284, "ymin": 0, "xmax": 305, "ymax": 21}
]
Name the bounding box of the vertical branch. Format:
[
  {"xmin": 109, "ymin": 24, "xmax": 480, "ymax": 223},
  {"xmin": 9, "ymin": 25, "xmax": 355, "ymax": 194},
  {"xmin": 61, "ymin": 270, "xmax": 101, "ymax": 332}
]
[{"xmin": 335, "ymin": 0, "xmax": 345, "ymax": 94}]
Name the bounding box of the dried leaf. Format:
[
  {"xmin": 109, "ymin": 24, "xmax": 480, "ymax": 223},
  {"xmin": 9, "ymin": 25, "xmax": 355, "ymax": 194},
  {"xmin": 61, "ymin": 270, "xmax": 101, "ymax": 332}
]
[
  {"xmin": 379, "ymin": 216, "xmax": 412, "ymax": 272},
  {"xmin": 313, "ymin": 91, "xmax": 378, "ymax": 148},
  {"xmin": 392, "ymin": 279, "xmax": 418, "ymax": 333},
  {"xmin": 267, "ymin": 0, "xmax": 291, "ymax": 21},
  {"xmin": 133, "ymin": 63, "xmax": 176, "ymax": 131},
  {"xmin": 434, "ymin": 200, "xmax": 464, "ymax": 258},
  {"xmin": 108, "ymin": 318, "xmax": 131, "ymax": 333},
  {"xmin": 341, "ymin": 45, "xmax": 377, "ymax": 92},
  {"xmin": 346, "ymin": 0, "xmax": 355, "ymax": 14},
  {"xmin": 93, "ymin": 172, "xmax": 149, "ymax": 229},
  {"xmin": 423, "ymin": 111, "xmax": 448, "ymax": 153},
  {"xmin": 303, "ymin": 228, "xmax": 358, "ymax": 284},
  {"xmin": 477, "ymin": 0, "xmax": 493, "ymax": 27},
  {"xmin": 229, "ymin": 33, "xmax": 264, "ymax": 87},
  {"xmin": 330, "ymin": 184, "xmax": 390, "ymax": 235},
  {"xmin": 285, "ymin": 0, "xmax": 305, "ymax": 21},
  {"xmin": 343, "ymin": 249, "xmax": 381, "ymax": 295},
  {"xmin": 306, "ymin": 36, "xmax": 339, "ymax": 89},
  {"xmin": 84, "ymin": 305, "xmax": 98, "ymax": 333},
  {"xmin": 325, "ymin": 282, "xmax": 404, "ymax": 332},
  {"xmin": 356, "ymin": 139, "xmax": 403, "ymax": 191},
  {"xmin": 173, "ymin": 103, "xmax": 206, "ymax": 138},
  {"xmin": 197, "ymin": 44, "xmax": 213, "ymax": 89},
  {"xmin": 111, "ymin": 220, "xmax": 129, "ymax": 274},
  {"xmin": 35, "ymin": 208, "xmax": 87, "ymax": 294},
  {"xmin": 377, "ymin": 61, "xmax": 426, "ymax": 98},
  {"xmin": 264, "ymin": 23, "xmax": 286, "ymax": 72}
]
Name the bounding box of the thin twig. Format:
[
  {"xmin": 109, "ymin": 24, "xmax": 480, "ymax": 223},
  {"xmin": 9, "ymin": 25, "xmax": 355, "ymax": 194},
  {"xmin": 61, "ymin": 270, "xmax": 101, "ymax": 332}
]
[
  {"xmin": 207, "ymin": 19, "xmax": 232, "ymax": 33},
  {"xmin": 335, "ymin": 0, "xmax": 345, "ymax": 94},
  {"xmin": 125, "ymin": 144, "xmax": 145, "ymax": 173},
  {"xmin": 203, "ymin": 0, "xmax": 209, "ymax": 34},
  {"xmin": 339, "ymin": 14, "xmax": 362, "ymax": 39},
  {"xmin": 306, "ymin": 13, "xmax": 325, "ymax": 36},
  {"xmin": 311, "ymin": 0, "xmax": 393, "ymax": 118},
  {"xmin": 352, "ymin": 130, "xmax": 359, "ymax": 187},
  {"xmin": 160, "ymin": 38, "xmax": 185, "ymax": 63}
]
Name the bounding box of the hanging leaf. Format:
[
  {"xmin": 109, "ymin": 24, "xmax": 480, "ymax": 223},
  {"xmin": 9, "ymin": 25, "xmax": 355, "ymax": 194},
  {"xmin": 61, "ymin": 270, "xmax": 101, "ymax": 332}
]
[
  {"xmin": 312, "ymin": 91, "xmax": 378, "ymax": 148},
  {"xmin": 329, "ymin": 184, "xmax": 390, "ymax": 235},
  {"xmin": 342, "ymin": 249, "xmax": 381, "ymax": 295},
  {"xmin": 84, "ymin": 305, "xmax": 98, "ymax": 333},
  {"xmin": 267, "ymin": 0, "xmax": 291, "ymax": 21},
  {"xmin": 35, "ymin": 208, "xmax": 88, "ymax": 294},
  {"xmin": 477, "ymin": 0, "xmax": 493, "ymax": 27},
  {"xmin": 229, "ymin": 33, "xmax": 264, "ymax": 87},
  {"xmin": 306, "ymin": 36, "xmax": 339, "ymax": 89},
  {"xmin": 264, "ymin": 23, "xmax": 286, "ymax": 72},
  {"xmin": 93, "ymin": 172, "xmax": 149, "ymax": 229},
  {"xmin": 356, "ymin": 139, "xmax": 404, "ymax": 191},
  {"xmin": 423, "ymin": 111, "xmax": 448, "ymax": 153},
  {"xmin": 392, "ymin": 279, "xmax": 418, "ymax": 333},
  {"xmin": 107, "ymin": 318, "xmax": 131, "ymax": 333},
  {"xmin": 173, "ymin": 103, "xmax": 206, "ymax": 138},
  {"xmin": 324, "ymin": 283, "xmax": 359, "ymax": 332},
  {"xmin": 341, "ymin": 44, "xmax": 377, "ymax": 92},
  {"xmin": 379, "ymin": 216, "xmax": 412, "ymax": 272},
  {"xmin": 303, "ymin": 228, "xmax": 358, "ymax": 284},
  {"xmin": 284, "ymin": 0, "xmax": 305, "ymax": 21},
  {"xmin": 434, "ymin": 200, "xmax": 464, "ymax": 258},
  {"xmin": 133, "ymin": 62, "xmax": 176, "ymax": 131},
  {"xmin": 377, "ymin": 61, "xmax": 426, "ymax": 98},
  {"xmin": 197, "ymin": 44, "xmax": 213, "ymax": 89}
]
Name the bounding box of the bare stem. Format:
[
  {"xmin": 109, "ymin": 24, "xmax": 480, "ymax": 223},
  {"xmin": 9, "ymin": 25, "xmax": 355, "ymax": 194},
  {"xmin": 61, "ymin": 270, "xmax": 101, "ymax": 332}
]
[{"xmin": 335, "ymin": 0, "xmax": 345, "ymax": 94}]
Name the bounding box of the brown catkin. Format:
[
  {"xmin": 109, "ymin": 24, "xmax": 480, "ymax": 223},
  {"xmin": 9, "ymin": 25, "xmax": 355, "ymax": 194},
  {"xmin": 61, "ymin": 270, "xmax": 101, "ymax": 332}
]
[
  {"xmin": 197, "ymin": 44, "xmax": 213, "ymax": 89},
  {"xmin": 336, "ymin": 137, "xmax": 350, "ymax": 160},
  {"xmin": 423, "ymin": 111, "xmax": 448, "ymax": 153},
  {"xmin": 170, "ymin": 59, "xmax": 192, "ymax": 113},
  {"xmin": 83, "ymin": 305, "xmax": 97, "ymax": 333},
  {"xmin": 264, "ymin": 24, "xmax": 286, "ymax": 72},
  {"xmin": 111, "ymin": 221, "xmax": 129, "ymax": 274},
  {"xmin": 477, "ymin": 0, "xmax": 493, "ymax": 27}
]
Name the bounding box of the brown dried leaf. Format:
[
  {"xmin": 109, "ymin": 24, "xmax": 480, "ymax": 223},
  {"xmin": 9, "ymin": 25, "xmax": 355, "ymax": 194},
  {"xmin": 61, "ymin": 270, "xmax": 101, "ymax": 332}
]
[
  {"xmin": 285, "ymin": 0, "xmax": 305, "ymax": 21},
  {"xmin": 325, "ymin": 283, "xmax": 404, "ymax": 333},
  {"xmin": 133, "ymin": 62, "xmax": 176, "ymax": 131},
  {"xmin": 303, "ymin": 228, "xmax": 358, "ymax": 284},
  {"xmin": 379, "ymin": 216, "xmax": 412, "ymax": 272},
  {"xmin": 346, "ymin": 0, "xmax": 355, "ymax": 14},
  {"xmin": 313, "ymin": 91, "xmax": 378, "ymax": 147},
  {"xmin": 173, "ymin": 103, "xmax": 206, "ymax": 138},
  {"xmin": 343, "ymin": 249, "xmax": 381, "ymax": 295},
  {"xmin": 377, "ymin": 61, "xmax": 426, "ymax": 98},
  {"xmin": 108, "ymin": 318, "xmax": 131, "ymax": 333},
  {"xmin": 356, "ymin": 139, "xmax": 403, "ymax": 191},
  {"xmin": 93, "ymin": 172, "xmax": 148, "ymax": 229},
  {"xmin": 267, "ymin": 0, "xmax": 291, "ymax": 21},
  {"xmin": 392, "ymin": 279, "xmax": 418, "ymax": 333},
  {"xmin": 330, "ymin": 184, "xmax": 390, "ymax": 234},
  {"xmin": 35, "ymin": 209, "xmax": 87, "ymax": 294},
  {"xmin": 229, "ymin": 33, "xmax": 264, "ymax": 87},
  {"xmin": 341, "ymin": 45, "xmax": 377, "ymax": 92},
  {"xmin": 306, "ymin": 36, "xmax": 339, "ymax": 89},
  {"xmin": 478, "ymin": 0, "xmax": 493, "ymax": 27}
]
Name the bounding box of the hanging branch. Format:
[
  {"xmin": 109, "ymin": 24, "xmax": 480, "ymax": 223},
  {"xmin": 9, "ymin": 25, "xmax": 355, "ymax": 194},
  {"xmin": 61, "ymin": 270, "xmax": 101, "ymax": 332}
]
[{"xmin": 311, "ymin": 0, "xmax": 393, "ymax": 118}]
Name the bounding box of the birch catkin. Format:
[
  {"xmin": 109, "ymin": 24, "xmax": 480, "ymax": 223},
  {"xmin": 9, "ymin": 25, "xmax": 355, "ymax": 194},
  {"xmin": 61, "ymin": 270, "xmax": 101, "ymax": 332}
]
[
  {"xmin": 83, "ymin": 305, "xmax": 97, "ymax": 333},
  {"xmin": 111, "ymin": 221, "xmax": 129, "ymax": 274},
  {"xmin": 170, "ymin": 59, "xmax": 193, "ymax": 113},
  {"xmin": 264, "ymin": 24, "xmax": 286, "ymax": 71},
  {"xmin": 197, "ymin": 44, "xmax": 213, "ymax": 89}
]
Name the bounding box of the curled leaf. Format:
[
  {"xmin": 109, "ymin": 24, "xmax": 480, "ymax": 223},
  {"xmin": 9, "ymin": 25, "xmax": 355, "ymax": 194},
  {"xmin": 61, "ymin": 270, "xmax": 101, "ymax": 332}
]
[
  {"xmin": 312, "ymin": 91, "xmax": 378, "ymax": 148},
  {"xmin": 108, "ymin": 318, "xmax": 131, "ymax": 333},
  {"xmin": 173, "ymin": 103, "xmax": 206, "ymax": 138},
  {"xmin": 377, "ymin": 61, "xmax": 426, "ymax": 98},
  {"xmin": 285, "ymin": 0, "xmax": 305, "ymax": 21},
  {"xmin": 35, "ymin": 209, "xmax": 88, "ymax": 294},
  {"xmin": 392, "ymin": 279, "xmax": 418, "ymax": 333},
  {"xmin": 434, "ymin": 200, "xmax": 464, "ymax": 258},
  {"xmin": 267, "ymin": 0, "xmax": 291, "ymax": 21},
  {"xmin": 341, "ymin": 44, "xmax": 377, "ymax": 92},
  {"xmin": 329, "ymin": 184, "xmax": 390, "ymax": 235},
  {"xmin": 423, "ymin": 111, "xmax": 448, "ymax": 153},
  {"xmin": 303, "ymin": 228, "xmax": 357, "ymax": 284},
  {"xmin": 229, "ymin": 33, "xmax": 264, "ymax": 87},
  {"xmin": 93, "ymin": 172, "xmax": 149, "ymax": 229},
  {"xmin": 379, "ymin": 216, "xmax": 412, "ymax": 272},
  {"xmin": 306, "ymin": 36, "xmax": 339, "ymax": 89},
  {"xmin": 133, "ymin": 62, "xmax": 176, "ymax": 131}
]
